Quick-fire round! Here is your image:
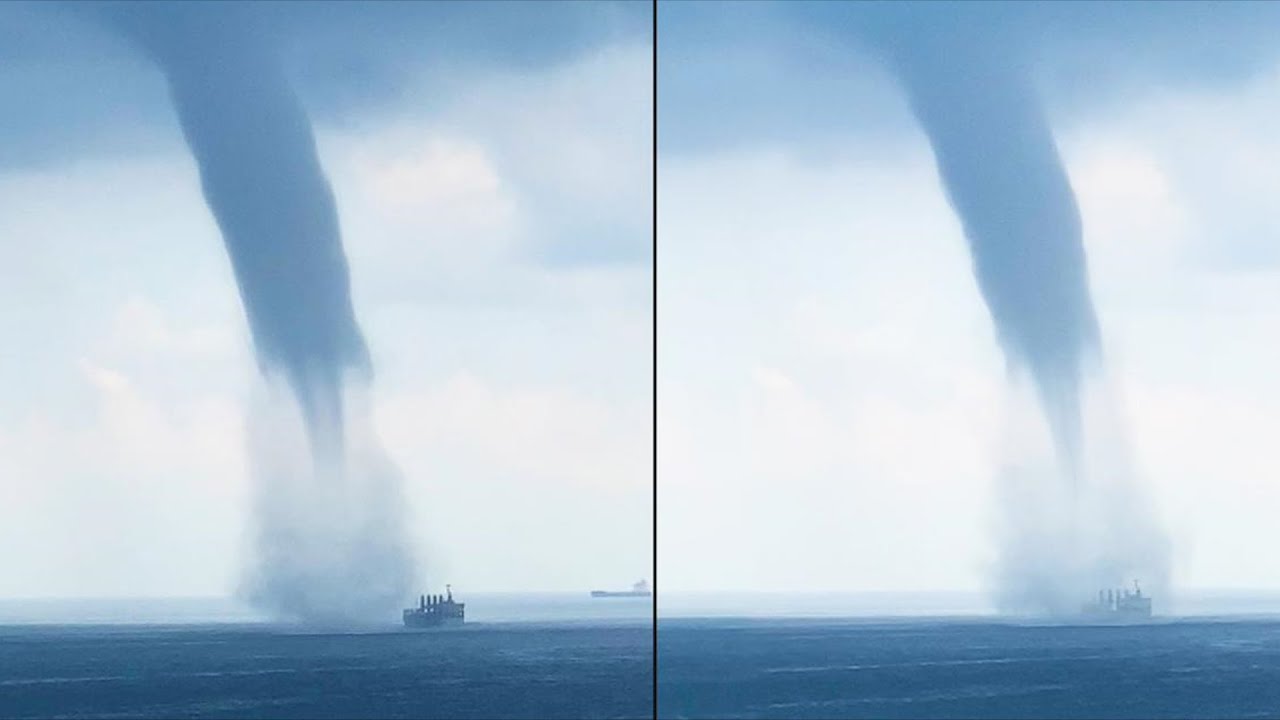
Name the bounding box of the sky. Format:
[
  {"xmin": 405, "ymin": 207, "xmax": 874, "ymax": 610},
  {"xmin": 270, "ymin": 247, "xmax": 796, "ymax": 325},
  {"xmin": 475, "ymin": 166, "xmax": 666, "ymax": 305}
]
[
  {"xmin": 659, "ymin": 1, "xmax": 1280, "ymax": 595},
  {"xmin": 7, "ymin": 0, "xmax": 1280, "ymax": 606},
  {"xmin": 0, "ymin": 1, "xmax": 652, "ymax": 598}
]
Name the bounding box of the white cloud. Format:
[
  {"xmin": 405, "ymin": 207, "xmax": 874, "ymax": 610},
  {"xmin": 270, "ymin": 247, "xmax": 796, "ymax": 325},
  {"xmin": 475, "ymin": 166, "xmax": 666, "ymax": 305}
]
[
  {"xmin": 328, "ymin": 130, "xmax": 518, "ymax": 262},
  {"xmin": 313, "ymin": 44, "xmax": 653, "ymax": 311},
  {"xmin": 404, "ymin": 43, "xmax": 653, "ymax": 264},
  {"xmin": 354, "ymin": 137, "xmax": 503, "ymax": 210},
  {"xmin": 0, "ymin": 315, "xmax": 248, "ymax": 598},
  {"xmin": 377, "ymin": 371, "xmax": 649, "ymax": 493},
  {"xmin": 658, "ymin": 144, "xmax": 1003, "ymax": 592},
  {"xmin": 1067, "ymin": 65, "xmax": 1280, "ymax": 273},
  {"xmin": 1066, "ymin": 139, "xmax": 1191, "ymax": 270}
]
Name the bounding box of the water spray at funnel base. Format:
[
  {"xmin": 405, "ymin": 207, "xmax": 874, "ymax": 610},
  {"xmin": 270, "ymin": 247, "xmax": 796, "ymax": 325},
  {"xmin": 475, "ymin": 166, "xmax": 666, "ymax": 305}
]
[
  {"xmin": 990, "ymin": 376, "xmax": 1171, "ymax": 616},
  {"xmin": 242, "ymin": 380, "xmax": 416, "ymax": 624}
]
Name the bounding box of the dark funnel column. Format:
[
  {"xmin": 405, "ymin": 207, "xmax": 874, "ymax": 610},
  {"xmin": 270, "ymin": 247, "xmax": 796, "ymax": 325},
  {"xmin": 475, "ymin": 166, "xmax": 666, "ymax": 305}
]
[
  {"xmin": 891, "ymin": 38, "xmax": 1100, "ymax": 476},
  {"xmin": 103, "ymin": 5, "xmax": 370, "ymax": 452}
]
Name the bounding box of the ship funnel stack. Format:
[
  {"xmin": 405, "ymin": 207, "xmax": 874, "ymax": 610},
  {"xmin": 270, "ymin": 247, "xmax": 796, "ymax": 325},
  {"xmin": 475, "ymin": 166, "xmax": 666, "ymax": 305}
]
[
  {"xmin": 403, "ymin": 585, "xmax": 466, "ymax": 628},
  {"xmin": 1083, "ymin": 579, "xmax": 1152, "ymax": 620}
]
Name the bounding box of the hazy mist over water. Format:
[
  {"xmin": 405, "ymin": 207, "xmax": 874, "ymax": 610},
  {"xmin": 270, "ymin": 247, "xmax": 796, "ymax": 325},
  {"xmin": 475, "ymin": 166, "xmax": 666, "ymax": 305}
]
[
  {"xmin": 0, "ymin": 594, "xmax": 653, "ymax": 627},
  {"xmin": 657, "ymin": 590, "xmax": 1280, "ymax": 621},
  {"xmin": 241, "ymin": 383, "xmax": 415, "ymax": 624},
  {"xmin": 989, "ymin": 377, "xmax": 1170, "ymax": 616}
]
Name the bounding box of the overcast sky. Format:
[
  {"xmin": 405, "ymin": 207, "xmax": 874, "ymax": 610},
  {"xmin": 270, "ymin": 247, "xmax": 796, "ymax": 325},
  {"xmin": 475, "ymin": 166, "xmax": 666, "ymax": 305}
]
[
  {"xmin": 659, "ymin": 1, "xmax": 1280, "ymax": 595},
  {"xmin": 9, "ymin": 0, "xmax": 1280, "ymax": 603},
  {"xmin": 0, "ymin": 1, "xmax": 652, "ymax": 598}
]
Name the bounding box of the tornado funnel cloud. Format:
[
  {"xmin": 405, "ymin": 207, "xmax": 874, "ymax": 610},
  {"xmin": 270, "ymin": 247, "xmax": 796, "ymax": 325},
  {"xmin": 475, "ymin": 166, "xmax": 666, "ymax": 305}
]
[
  {"xmin": 880, "ymin": 34, "xmax": 1170, "ymax": 614},
  {"xmin": 891, "ymin": 44, "xmax": 1099, "ymax": 475},
  {"xmin": 99, "ymin": 6, "xmax": 412, "ymax": 622},
  {"xmin": 106, "ymin": 7, "xmax": 369, "ymax": 450}
]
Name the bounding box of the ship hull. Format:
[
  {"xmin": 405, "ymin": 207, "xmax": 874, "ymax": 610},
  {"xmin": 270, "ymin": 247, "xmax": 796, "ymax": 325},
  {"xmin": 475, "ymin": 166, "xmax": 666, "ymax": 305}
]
[
  {"xmin": 1074, "ymin": 604, "xmax": 1153, "ymax": 624},
  {"xmin": 1075, "ymin": 613, "xmax": 1152, "ymax": 624},
  {"xmin": 590, "ymin": 591, "xmax": 652, "ymax": 598},
  {"xmin": 403, "ymin": 614, "xmax": 465, "ymax": 629}
]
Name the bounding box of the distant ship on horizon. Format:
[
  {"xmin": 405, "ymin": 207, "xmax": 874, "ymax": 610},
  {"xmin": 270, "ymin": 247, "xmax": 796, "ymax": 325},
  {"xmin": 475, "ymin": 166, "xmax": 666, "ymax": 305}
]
[
  {"xmin": 1080, "ymin": 580, "xmax": 1152, "ymax": 621},
  {"xmin": 403, "ymin": 585, "xmax": 465, "ymax": 627},
  {"xmin": 591, "ymin": 580, "xmax": 651, "ymax": 598}
]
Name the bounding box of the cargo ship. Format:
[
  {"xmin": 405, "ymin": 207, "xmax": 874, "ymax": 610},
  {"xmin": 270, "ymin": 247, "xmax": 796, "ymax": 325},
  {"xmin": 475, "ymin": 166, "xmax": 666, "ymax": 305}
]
[
  {"xmin": 591, "ymin": 579, "xmax": 651, "ymax": 598},
  {"xmin": 1081, "ymin": 580, "xmax": 1152, "ymax": 620},
  {"xmin": 403, "ymin": 585, "xmax": 465, "ymax": 627}
]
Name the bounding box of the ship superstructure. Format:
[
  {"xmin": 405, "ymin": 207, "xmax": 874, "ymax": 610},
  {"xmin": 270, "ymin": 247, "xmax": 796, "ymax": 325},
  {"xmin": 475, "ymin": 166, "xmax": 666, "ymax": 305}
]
[
  {"xmin": 403, "ymin": 585, "xmax": 465, "ymax": 628},
  {"xmin": 1081, "ymin": 580, "xmax": 1152, "ymax": 620}
]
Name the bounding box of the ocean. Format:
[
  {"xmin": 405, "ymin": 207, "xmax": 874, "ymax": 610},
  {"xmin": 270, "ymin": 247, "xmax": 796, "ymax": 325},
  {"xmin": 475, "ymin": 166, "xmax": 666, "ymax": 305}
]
[
  {"xmin": 658, "ymin": 616, "xmax": 1280, "ymax": 719},
  {"xmin": 12, "ymin": 593, "xmax": 1280, "ymax": 719},
  {"xmin": 0, "ymin": 595, "xmax": 653, "ymax": 719}
]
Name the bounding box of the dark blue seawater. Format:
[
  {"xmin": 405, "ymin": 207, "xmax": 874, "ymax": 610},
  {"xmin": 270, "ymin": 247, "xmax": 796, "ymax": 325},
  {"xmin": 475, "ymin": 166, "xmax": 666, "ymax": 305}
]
[
  {"xmin": 658, "ymin": 617, "xmax": 1280, "ymax": 719},
  {"xmin": 1, "ymin": 622, "xmax": 653, "ymax": 719}
]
